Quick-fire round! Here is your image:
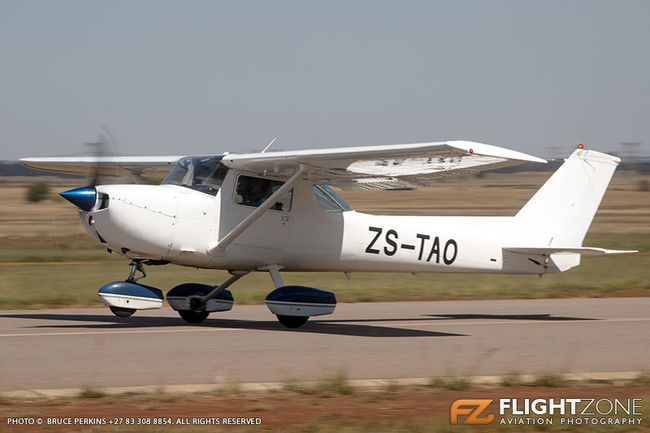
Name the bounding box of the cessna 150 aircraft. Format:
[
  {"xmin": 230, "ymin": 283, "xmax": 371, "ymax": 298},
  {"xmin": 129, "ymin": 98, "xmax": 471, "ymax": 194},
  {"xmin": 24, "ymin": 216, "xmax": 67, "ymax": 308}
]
[{"xmin": 20, "ymin": 140, "xmax": 634, "ymax": 327}]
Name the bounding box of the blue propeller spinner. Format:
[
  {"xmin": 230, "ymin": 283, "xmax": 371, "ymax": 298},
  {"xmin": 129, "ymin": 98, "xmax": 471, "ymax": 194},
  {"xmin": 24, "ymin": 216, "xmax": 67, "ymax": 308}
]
[{"xmin": 59, "ymin": 186, "xmax": 97, "ymax": 211}]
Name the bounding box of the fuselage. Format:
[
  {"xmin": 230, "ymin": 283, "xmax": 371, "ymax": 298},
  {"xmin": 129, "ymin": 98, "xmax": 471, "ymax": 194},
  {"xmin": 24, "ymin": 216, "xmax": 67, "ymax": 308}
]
[{"xmin": 78, "ymin": 164, "xmax": 550, "ymax": 276}]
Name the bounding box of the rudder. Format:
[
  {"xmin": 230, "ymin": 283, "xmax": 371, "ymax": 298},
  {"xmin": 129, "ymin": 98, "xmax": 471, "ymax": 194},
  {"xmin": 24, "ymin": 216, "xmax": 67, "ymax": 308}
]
[{"xmin": 514, "ymin": 149, "xmax": 620, "ymax": 247}]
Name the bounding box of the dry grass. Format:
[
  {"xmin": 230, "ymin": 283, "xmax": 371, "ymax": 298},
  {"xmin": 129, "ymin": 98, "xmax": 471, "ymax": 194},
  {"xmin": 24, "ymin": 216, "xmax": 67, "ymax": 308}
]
[
  {"xmin": 2, "ymin": 383, "xmax": 649, "ymax": 433},
  {"xmin": 0, "ymin": 184, "xmax": 88, "ymax": 239}
]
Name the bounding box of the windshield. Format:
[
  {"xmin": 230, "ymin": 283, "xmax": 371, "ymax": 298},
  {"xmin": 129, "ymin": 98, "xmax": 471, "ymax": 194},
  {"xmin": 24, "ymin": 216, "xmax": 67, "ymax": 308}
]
[{"xmin": 161, "ymin": 156, "xmax": 228, "ymax": 196}]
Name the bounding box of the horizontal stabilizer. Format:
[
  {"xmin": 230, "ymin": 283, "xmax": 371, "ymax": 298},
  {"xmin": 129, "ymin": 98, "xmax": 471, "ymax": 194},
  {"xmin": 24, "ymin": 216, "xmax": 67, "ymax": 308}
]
[{"xmin": 504, "ymin": 246, "xmax": 638, "ymax": 256}]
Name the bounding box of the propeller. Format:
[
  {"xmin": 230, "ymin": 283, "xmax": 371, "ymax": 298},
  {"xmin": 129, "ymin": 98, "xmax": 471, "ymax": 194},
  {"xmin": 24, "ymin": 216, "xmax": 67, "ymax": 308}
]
[
  {"xmin": 60, "ymin": 126, "xmax": 119, "ymax": 211},
  {"xmin": 86, "ymin": 126, "xmax": 119, "ymax": 187}
]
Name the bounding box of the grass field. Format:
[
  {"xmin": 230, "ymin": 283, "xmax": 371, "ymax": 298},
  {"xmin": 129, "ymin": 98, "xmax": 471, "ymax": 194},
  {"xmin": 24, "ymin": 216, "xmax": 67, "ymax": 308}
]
[
  {"xmin": 2, "ymin": 378, "xmax": 650, "ymax": 433},
  {"xmin": 0, "ymin": 172, "xmax": 648, "ymax": 309}
]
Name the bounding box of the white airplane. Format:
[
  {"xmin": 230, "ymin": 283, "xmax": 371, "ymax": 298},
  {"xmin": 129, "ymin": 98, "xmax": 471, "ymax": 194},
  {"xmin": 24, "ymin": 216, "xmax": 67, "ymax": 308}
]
[{"xmin": 20, "ymin": 140, "xmax": 635, "ymax": 327}]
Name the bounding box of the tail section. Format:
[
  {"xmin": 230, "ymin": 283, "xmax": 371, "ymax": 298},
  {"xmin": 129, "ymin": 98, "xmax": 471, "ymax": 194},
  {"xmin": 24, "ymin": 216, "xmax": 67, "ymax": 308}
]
[
  {"xmin": 504, "ymin": 148, "xmax": 635, "ymax": 274},
  {"xmin": 515, "ymin": 149, "xmax": 620, "ymax": 247}
]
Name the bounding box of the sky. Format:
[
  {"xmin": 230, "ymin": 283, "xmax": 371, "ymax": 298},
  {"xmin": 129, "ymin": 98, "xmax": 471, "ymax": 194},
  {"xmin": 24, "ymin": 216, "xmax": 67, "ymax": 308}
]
[{"xmin": 1, "ymin": 0, "xmax": 649, "ymax": 161}]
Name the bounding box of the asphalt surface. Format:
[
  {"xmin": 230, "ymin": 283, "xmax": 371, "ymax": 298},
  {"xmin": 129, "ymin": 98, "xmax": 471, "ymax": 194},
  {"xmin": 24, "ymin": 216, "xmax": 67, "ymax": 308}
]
[{"xmin": 1, "ymin": 298, "xmax": 649, "ymax": 392}]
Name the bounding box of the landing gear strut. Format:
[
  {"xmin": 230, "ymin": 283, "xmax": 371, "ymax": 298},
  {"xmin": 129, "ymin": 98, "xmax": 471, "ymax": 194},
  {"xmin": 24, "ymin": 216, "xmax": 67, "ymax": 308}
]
[
  {"xmin": 266, "ymin": 266, "xmax": 310, "ymax": 328},
  {"xmin": 126, "ymin": 260, "xmax": 146, "ymax": 282},
  {"xmin": 264, "ymin": 266, "xmax": 337, "ymax": 328}
]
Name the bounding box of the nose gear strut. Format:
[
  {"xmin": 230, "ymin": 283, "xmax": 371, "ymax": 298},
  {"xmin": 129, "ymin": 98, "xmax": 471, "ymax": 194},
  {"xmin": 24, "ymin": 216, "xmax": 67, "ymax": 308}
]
[{"xmin": 126, "ymin": 260, "xmax": 146, "ymax": 282}]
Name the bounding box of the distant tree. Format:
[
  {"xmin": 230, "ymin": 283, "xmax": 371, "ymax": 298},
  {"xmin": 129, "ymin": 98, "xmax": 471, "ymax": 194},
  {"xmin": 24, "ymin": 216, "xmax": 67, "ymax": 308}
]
[
  {"xmin": 639, "ymin": 179, "xmax": 649, "ymax": 192},
  {"xmin": 26, "ymin": 182, "xmax": 50, "ymax": 202}
]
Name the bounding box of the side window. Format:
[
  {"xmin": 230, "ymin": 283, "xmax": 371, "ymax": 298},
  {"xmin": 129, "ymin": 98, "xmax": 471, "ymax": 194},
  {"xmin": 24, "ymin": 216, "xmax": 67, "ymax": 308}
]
[
  {"xmin": 312, "ymin": 185, "xmax": 352, "ymax": 212},
  {"xmin": 234, "ymin": 175, "xmax": 293, "ymax": 212}
]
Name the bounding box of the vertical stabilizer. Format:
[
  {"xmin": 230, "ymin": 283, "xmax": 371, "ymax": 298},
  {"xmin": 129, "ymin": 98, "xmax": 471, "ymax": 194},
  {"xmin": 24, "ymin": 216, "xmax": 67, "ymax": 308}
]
[{"xmin": 514, "ymin": 149, "xmax": 620, "ymax": 247}]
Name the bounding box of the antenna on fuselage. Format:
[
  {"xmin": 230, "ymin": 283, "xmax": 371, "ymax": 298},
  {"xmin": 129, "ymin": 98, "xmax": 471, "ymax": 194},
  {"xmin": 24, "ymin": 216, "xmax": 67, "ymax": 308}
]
[{"xmin": 261, "ymin": 137, "xmax": 277, "ymax": 154}]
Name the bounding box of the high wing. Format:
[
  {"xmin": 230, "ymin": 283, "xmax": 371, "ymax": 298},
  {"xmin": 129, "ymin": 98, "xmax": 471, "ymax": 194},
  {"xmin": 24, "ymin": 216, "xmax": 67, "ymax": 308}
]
[
  {"xmin": 20, "ymin": 140, "xmax": 545, "ymax": 190},
  {"xmin": 19, "ymin": 155, "xmax": 183, "ymax": 181},
  {"xmin": 222, "ymin": 140, "xmax": 546, "ymax": 190}
]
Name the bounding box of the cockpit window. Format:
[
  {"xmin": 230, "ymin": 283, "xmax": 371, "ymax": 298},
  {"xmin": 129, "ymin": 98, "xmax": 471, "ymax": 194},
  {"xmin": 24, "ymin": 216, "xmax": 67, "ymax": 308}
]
[
  {"xmin": 234, "ymin": 175, "xmax": 293, "ymax": 212},
  {"xmin": 312, "ymin": 185, "xmax": 352, "ymax": 212},
  {"xmin": 161, "ymin": 156, "xmax": 228, "ymax": 196}
]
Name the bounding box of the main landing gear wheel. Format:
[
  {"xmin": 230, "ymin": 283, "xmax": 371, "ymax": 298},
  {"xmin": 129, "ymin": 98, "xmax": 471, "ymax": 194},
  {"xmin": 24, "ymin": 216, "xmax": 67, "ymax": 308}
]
[
  {"xmin": 110, "ymin": 306, "xmax": 136, "ymax": 318},
  {"xmin": 179, "ymin": 310, "xmax": 210, "ymax": 324},
  {"xmin": 277, "ymin": 315, "xmax": 309, "ymax": 328}
]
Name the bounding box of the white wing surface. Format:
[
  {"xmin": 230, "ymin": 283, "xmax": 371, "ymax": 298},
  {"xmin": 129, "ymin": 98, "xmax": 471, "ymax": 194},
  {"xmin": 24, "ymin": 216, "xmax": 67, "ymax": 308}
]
[
  {"xmin": 20, "ymin": 140, "xmax": 545, "ymax": 190},
  {"xmin": 19, "ymin": 156, "xmax": 183, "ymax": 178},
  {"xmin": 222, "ymin": 140, "xmax": 546, "ymax": 190}
]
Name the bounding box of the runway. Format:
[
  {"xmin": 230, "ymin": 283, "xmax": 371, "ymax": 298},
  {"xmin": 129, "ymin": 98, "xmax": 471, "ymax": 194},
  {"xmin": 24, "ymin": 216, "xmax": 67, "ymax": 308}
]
[{"xmin": 1, "ymin": 298, "xmax": 649, "ymax": 392}]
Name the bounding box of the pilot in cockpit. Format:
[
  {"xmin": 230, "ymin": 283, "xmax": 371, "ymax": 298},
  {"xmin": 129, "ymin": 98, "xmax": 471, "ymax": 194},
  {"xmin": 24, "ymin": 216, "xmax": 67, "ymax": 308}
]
[{"xmin": 243, "ymin": 177, "xmax": 271, "ymax": 206}]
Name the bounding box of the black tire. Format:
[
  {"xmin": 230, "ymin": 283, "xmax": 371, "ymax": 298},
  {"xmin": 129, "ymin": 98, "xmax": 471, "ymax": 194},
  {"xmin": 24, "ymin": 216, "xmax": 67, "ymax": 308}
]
[
  {"xmin": 179, "ymin": 310, "xmax": 210, "ymax": 324},
  {"xmin": 110, "ymin": 306, "xmax": 136, "ymax": 318},
  {"xmin": 277, "ymin": 315, "xmax": 309, "ymax": 328}
]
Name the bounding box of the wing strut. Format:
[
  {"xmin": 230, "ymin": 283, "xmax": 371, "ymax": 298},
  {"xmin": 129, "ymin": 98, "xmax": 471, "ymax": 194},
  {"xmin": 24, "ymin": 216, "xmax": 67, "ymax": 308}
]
[{"xmin": 209, "ymin": 164, "xmax": 310, "ymax": 254}]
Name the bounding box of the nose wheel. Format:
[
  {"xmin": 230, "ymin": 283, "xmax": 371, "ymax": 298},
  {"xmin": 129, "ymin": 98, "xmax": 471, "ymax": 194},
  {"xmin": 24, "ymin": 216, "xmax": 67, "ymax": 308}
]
[
  {"xmin": 110, "ymin": 306, "xmax": 136, "ymax": 318},
  {"xmin": 109, "ymin": 262, "xmax": 144, "ymax": 319},
  {"xmin": 101, "ymin": 261, "xmax": 164, "ymax": 318}
]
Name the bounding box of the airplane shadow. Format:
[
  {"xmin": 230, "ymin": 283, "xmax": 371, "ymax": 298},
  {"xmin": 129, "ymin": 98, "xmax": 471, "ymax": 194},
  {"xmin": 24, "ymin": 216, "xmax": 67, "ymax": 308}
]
[
  {"xmin": 0, "ymin": 313, "xmax": 464, "ymax": 338},
  {"xmin": 421, "ymin": 313, "xmax": 598, "ymax": 321}
]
